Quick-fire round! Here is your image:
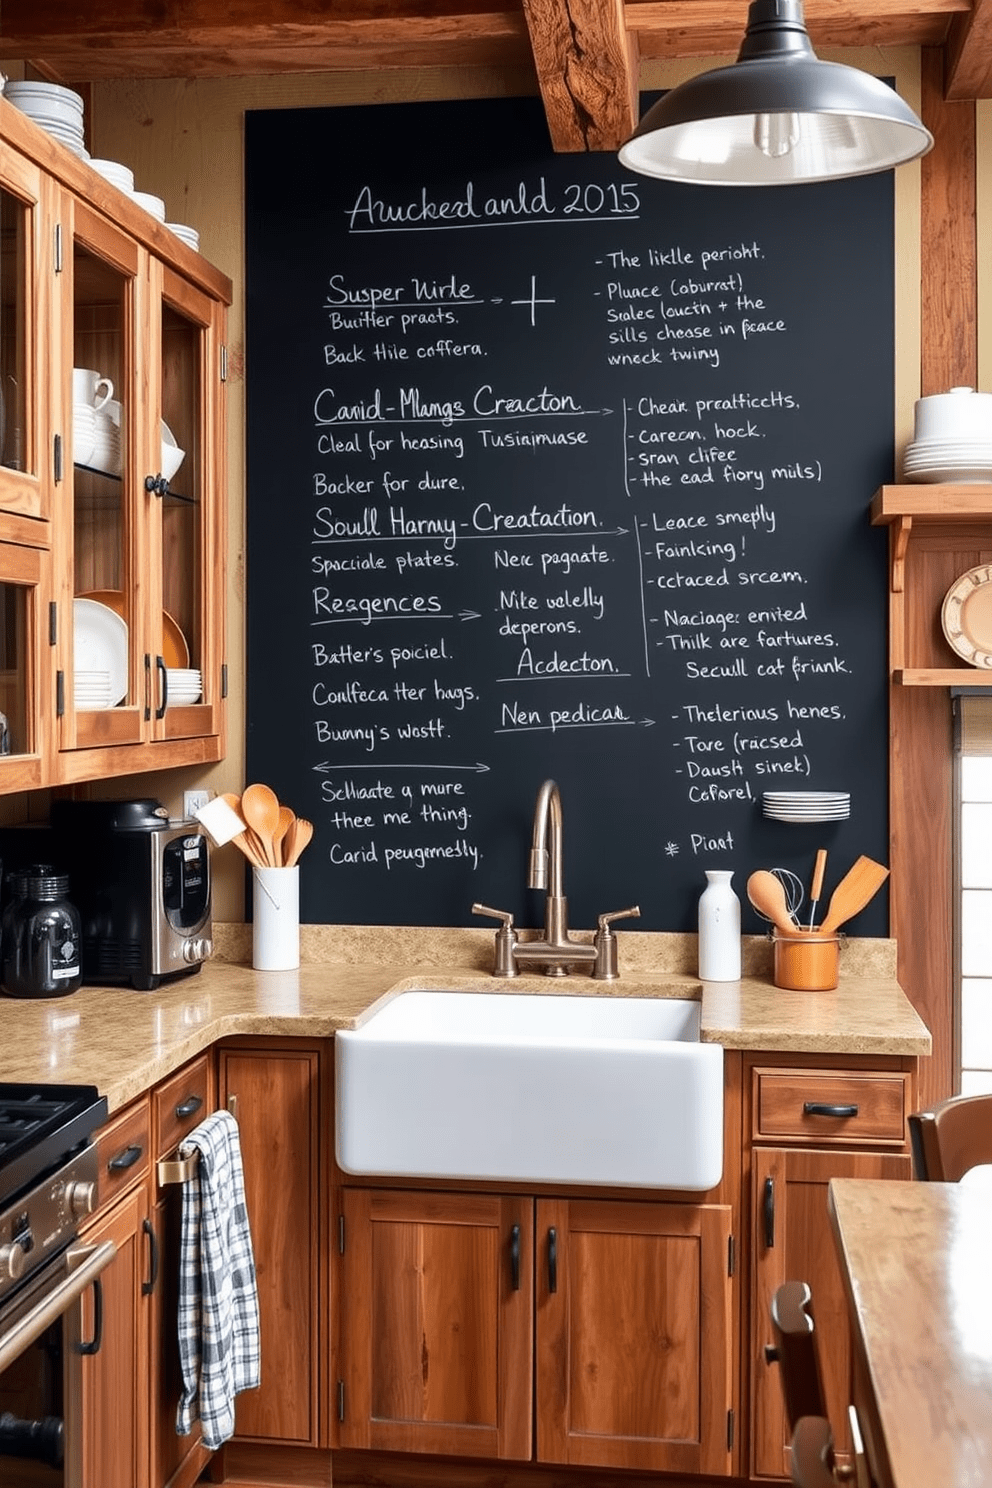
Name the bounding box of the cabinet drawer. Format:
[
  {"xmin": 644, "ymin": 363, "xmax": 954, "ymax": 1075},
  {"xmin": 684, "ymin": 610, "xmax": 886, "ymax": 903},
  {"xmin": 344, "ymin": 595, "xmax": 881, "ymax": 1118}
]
[
  {"xmin": 753, "ymin": 1069, "xmax": 909, "ymax": 1145},
  {"xmin": 95, "ymin": 1096, "xmax": 151, "ymax": 1207},
  {"xmin": 154, "ymin": 1053, "xmax": 212, "ymax": 1160}
]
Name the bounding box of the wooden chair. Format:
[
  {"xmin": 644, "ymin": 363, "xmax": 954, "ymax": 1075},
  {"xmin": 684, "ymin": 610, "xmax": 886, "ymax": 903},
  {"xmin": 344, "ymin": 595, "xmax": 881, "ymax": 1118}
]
[
  {"xmin": 791, "ymin": 1411, "xmax": 871, "ymax": 1488},
  {"xmin": 908, "ymin": 1091, "xmax": 992, "ymax": 1180},
  {"xmin": 764, "ymin": 1280, "xmax": 828, "ymax": 1432}
]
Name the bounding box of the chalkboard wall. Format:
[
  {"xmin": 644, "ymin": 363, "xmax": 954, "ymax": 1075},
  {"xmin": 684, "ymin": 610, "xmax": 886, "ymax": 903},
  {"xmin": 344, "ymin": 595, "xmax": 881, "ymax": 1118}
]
[{"xmin": 245, "ymin": 95, "xmax": 893, "ymax": 935}]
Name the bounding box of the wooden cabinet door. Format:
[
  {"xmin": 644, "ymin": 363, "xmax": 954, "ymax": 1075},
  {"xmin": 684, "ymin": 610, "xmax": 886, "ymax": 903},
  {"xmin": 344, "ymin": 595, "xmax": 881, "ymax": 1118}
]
[
  {"xmin": 751, "ymin": 1146, "xmax": 911, "ymax": 1479},
  {"xmin": 535, "ymin": 1197, "xmax": 734, "ymax": 1476},
  {"xmin": 79, "ymin": 1183, "xmax": 152, "ymax": 1488},
  {"xmin": 336, "ymin": 1188, "xmax": 533, "ymax": 1459},
  {"xmin": 218, "ymin": 1043, "xmax": 321, "ymax": 1446},
  {"xmin": 0, "ymin": 141, "xmax": 51, "ymax": 525}
]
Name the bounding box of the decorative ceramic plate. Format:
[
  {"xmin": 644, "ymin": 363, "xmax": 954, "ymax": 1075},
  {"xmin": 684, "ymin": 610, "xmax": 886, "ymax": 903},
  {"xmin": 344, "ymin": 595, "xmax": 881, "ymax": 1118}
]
[
  {"xmin": 941, "ymin": 564, "xmax": 992, "ymax": 668},
  {"xmin": 78, "ymin": 589, "xmax": 190, "ymax": 668},
  {"xmin": 72, "ymin": 598, "xmax": 128, "ymax": 705}
]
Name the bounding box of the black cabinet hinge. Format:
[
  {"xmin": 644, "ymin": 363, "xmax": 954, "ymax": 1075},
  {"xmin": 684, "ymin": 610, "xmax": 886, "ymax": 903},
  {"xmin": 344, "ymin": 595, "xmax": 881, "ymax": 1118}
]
[
  {"xmin": 221, "ymin": 662, "xmax": 228, "ymax": 700},
  {"xmin": 55, "ymin": 670, "xmax": 64, "ymax": 718},
  {"xmin": 54, "ymin": 223, "xmax": 63, "ymax": 273},
  {"xmin": 220, "ymin": 345, "xmax": 228, "ymax": 382},
  {"xmin": 338, "ymin": 1214, "xmax": 345, "ymax": 1254},
  {"xmin": 337, "ymin": 1380, "xmax": 345, "ymax": 1422},
  {"xmin": 49, "ymin": 602, "xmax": 57, "ymax": 647},
  {"xmin": 728, "ymin": 1234, "xmax": 735, "ymax": 1276},
  {"xmin": 727, "ymin": 1407, "xmax": 735, "ymax": 1451}
]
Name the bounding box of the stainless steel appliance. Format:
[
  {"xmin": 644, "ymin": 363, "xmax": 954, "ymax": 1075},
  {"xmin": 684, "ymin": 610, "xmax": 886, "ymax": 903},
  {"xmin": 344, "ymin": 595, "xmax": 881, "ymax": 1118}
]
[
  {"xmin": 47, "ymin": 798, "xmax": 212, "ymax": 992},
  {"xmin": 0, "ymin": 1084, "xmax": 114, "ymax": 1485}
]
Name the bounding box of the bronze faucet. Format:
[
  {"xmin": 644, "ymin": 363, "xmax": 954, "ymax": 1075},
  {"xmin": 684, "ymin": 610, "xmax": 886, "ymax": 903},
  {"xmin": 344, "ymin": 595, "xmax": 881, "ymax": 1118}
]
[{"xmin": 473, "ymin": 779, "xmax": 639, "ymax": 977}]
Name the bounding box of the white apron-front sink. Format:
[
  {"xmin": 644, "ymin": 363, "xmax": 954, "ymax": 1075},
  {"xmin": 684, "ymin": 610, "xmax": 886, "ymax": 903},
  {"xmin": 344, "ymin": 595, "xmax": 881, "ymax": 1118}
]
[{"xmin": 335, "ymin": 990, "xmax": 724, "ymax": 1191}]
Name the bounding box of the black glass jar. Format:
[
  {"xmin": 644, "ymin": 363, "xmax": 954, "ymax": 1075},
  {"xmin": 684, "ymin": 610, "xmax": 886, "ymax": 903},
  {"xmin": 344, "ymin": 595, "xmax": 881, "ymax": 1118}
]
[{"xmin": 1, "ymin": 871, "xmax": 82, "ymax": 999}]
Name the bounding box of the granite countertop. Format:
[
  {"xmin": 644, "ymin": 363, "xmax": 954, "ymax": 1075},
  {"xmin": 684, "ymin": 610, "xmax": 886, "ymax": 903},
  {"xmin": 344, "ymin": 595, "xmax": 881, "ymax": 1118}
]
[{"xmin": 0, "ymin": 926, "xmax": 931, "ymax": 1113}]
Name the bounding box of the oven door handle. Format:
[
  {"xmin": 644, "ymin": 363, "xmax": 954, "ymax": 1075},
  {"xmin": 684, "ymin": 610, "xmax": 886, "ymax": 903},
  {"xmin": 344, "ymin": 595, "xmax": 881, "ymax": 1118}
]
[{"xmin": 0, "ymin": 1241, "xmax": 117, "ymax": 1374}]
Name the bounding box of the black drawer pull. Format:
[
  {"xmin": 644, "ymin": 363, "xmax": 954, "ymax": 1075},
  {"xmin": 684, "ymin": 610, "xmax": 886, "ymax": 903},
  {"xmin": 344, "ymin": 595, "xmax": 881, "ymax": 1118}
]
[
  {"xmin": 763, "ymin": 1177, "xmax": 775, "ymax": 1250},
  {"xmin": 107, "ymin": 1144, "xmax": 143, "ymax": 1173},
  {"xmin": 141, "ymin": 1217, "xmax": 159, "ymax": 1296},
  {"xmin": 803, "ymin": 1101, "xmax": 859, "ymax": 1119},
  {"xmin": 547, "ymin": 1227, "xmax": 558, "ymax": 1294},
  {"xmin": 78, "ymin": 1278, "xmax": 103, "ymax": 1356},
  {"xmin": 509, "ymin": 1224, "xmax": 520, "ymax": 1291},
  {"xmin": 175, "ymin": 1095, "xmax": 203, "ymax": 1120}
]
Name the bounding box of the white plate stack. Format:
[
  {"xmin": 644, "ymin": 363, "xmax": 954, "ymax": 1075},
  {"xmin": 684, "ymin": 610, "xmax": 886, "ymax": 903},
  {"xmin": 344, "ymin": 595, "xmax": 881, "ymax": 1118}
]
[
  {"xmin": 4, "ymin": 81, "xmax": 88, "ymax": 159},
  {"xmin": 166, "ymin": 668, "xmax": 202, "ymax": 705},
  {"xmin": 73, "ymin": 669, "xmax": 114, "ymax": 710},
  {"xmin": 129, "ymin": 189, "xmax": 166, "ymax": 222},
  {"xmin": 166, "ymin": 223, "xmax": 200, "ymax": 252},
  {"xmin": 903, "ymin": 386, "xmax": 992, "ymax": 483},
  {"xmin": 90, "ymin": 158, "xmax": 134, "ymax": 193},
  {"xmin": 90, "ymin": 399, "xmax": 122, "ymax": 477},
  {"xmin": 763, "ymin": 791, "xmax": 851, "ymax": 822}
]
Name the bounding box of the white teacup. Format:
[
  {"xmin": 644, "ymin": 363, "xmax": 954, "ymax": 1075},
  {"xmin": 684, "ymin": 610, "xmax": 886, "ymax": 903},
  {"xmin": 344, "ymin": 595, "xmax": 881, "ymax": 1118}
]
[{"xmin": 73, "ymin": 367, "xmax": 114, "ymax": 413}]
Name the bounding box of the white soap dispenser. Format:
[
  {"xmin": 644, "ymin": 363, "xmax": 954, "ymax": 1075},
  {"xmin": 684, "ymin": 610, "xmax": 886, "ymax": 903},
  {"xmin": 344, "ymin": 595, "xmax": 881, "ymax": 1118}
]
[{"xmin": 697, "ymin": 870, "xmax": 741, "ymax": 981}]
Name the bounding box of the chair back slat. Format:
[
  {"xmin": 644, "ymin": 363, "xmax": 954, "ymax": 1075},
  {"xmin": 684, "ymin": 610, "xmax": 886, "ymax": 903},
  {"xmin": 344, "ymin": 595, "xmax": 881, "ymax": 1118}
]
[{"xmin": 908, "ymin": 1092, "xmax": 992, "ymax": 1181}]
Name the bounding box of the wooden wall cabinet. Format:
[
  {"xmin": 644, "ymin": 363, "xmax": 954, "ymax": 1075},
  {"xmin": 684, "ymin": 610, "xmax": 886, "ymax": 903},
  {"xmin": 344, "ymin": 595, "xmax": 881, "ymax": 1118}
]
[
  {"xmin": 0, "ymin": 96, "xmax": 230, "ymax": 790},
  {"xmin": 335, "ymin": 1185, "xmax": 735, "ymax": 1476},
  {"xmin": 747, "ymin": 1055, "xmax": 916, "ymax": 1480}
]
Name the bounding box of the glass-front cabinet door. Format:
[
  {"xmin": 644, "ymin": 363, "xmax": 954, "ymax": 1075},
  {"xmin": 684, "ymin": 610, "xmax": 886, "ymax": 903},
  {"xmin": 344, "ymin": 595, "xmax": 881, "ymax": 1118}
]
[
  {"xmin": 56, "ymin": 195, "xmax": 144, "ymax": 760},
  {"xmin": 149, "ymin": 264, "xmax": 224, "ymax": 744},
  {"xmin": 0, "ymin": 541, "xmax": 50, "ymax": 790},
  {"xmin": 0, "ymin": 146, "xmax": 49, "ymax": 526}
]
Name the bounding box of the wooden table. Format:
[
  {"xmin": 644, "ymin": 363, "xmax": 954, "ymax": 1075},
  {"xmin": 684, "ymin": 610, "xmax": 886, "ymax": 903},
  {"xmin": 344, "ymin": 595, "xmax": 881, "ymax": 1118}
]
[{"xmin": 828, "ymin": 1177, "xmax": 992, "ymax": 1488}]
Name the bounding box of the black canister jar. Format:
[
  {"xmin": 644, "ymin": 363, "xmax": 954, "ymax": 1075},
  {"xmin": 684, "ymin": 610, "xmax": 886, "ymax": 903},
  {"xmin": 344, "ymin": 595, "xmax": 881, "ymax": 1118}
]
[{"xmin": 1, "ymin": 871, "xmax": 82, "ymax": 998}]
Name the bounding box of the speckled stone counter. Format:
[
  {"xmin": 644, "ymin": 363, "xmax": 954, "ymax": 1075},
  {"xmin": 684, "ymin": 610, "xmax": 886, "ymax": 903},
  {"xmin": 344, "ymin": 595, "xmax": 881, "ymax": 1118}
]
[{"xmin": 0, "ymin": 926, "xmax": 931, "ymax": 1112}]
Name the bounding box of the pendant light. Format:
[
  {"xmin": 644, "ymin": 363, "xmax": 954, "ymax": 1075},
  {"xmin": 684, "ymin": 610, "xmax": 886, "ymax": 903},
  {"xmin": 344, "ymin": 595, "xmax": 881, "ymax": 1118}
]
[{"xmin": 618, "ymin": 0, "xmax": 932, "ymax": 186}]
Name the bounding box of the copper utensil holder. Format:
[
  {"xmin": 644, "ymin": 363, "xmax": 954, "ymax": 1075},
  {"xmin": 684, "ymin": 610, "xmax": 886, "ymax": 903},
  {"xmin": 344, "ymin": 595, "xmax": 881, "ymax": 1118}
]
[{"xmin": 772, "ymin": 932, "xmax": 842, "ymax": 991}]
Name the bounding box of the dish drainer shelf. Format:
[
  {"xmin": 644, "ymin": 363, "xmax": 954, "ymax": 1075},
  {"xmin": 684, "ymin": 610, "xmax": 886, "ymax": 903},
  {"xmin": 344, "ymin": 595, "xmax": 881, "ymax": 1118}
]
[{"xmin": 871, "ymin": 485, "xmax": 992, "ymax": 686}]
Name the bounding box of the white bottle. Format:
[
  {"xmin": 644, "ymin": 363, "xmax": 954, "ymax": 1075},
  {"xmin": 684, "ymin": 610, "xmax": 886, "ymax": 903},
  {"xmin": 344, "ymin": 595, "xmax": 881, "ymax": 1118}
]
[{"xmin": 697, "ymin": 870, "xmax": 741, "ymax": 981}]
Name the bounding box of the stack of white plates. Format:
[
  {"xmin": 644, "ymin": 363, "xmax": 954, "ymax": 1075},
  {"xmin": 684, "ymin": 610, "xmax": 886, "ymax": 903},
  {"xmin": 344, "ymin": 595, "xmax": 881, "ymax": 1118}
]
[
  {"xmin": 763, "ymin": 791, "xmax": 851, "ymax": 822},
  {"xmin": 129, "ymin": 189, "xmax": 166, "ymax": 222},
  {"xmin": 166, "ymin": 668, "xmax": 201, "ymax": 704},
  {"xmin": 903, "ymin": 440, "xmax": 992, "ymax": 484},
  {"xmin": 90, "ymin": 158, "xmax": 134, "ymax": 193},
  {"xmin": 5, "ymin": 81, "xmax": 88, "ymax": 159},
  {"xmin": 903, "ymin": 387, "xmax": 992, "ymax": 483},
  {"xmin": 73, "ymin": 669, "xmax": 114, "ymax": 710},
  {"xmin": 89, "ymin": 405, "xmax": 122, "ymax": 477},
  {"xmin": 166, "ymin": 223, "xmax": 200, "ymax": 252},
  {"xmin": 73, "ymin": 403, "xmax": 96, "ymax": 467},
  {"xmin": 73, "ymin": 599, "xmax": 128, "ymax": 705}
]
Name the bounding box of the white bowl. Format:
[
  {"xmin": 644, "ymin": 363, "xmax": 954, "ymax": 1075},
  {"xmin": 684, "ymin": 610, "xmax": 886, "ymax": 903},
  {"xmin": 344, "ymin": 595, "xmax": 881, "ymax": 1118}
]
[
  {"xmin": 90, "ymin": 158, "xmax": 135, "ymax": 193},
  {"xmin": 914, "ymin": 387, "xmax": 992, "ymax": 442},
  {"xmin": 160, "ymin": 421, "xmax": 185, "ymax": 482},
  {"xmin": 130, "ymin": 190, "xmax": 166, "ymax": 222},
  {"xmin": 166, "ymin": 223, "xmax": 200, "ymax": 252},
  {"xmin": 4, "ymin": 81, "xmax": 83, "ymax": 127}
]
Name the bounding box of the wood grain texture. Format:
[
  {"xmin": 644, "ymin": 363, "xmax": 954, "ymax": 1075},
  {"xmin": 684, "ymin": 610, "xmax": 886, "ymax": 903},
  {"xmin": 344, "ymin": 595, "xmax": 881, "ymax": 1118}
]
[
  {"xmin": 920, "ymin": 46, "xmax": 977, "ymax": 394},
  {"xmin": 753, "ymin": 1068, "xmax": 909, "ymax": 1144},
  {"xmin": 520, "ymin": 0, "xmax": 637, "ymax": 151},
  {"xmin": 944, "ymin": 0, "xmax": 992, "ymax": 97}
]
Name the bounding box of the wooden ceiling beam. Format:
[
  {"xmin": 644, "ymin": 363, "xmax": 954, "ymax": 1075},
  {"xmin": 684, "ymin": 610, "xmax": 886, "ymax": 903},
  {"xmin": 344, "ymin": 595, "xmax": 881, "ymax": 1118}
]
[
  {"xmin": 521, "ymin": 0, "xmax": 638, "ymax": 151},
  {"xmin": 944, "ymin": 0, "xmax": 992, "ymax": 95}
]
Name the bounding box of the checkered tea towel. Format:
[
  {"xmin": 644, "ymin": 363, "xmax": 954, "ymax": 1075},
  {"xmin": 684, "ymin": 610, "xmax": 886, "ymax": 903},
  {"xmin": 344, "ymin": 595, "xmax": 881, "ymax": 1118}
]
[{"xmin": 176, "ymin": 1109, "xmax": 260, "ymax": 1449}]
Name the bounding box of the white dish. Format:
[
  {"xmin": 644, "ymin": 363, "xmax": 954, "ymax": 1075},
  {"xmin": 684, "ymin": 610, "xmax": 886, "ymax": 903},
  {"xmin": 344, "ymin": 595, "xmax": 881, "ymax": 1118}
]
[
  {"xmin": 166, "ymin": 223, "xmax": 200, "ymax": 251},
  {"xmin": 160, "ymin": 420, "xmax": 185, "ymax": 482},
  {"xmin": 130, "ymin": 190, "xmax": 166, "ymax": 222},
  {"xmin": 941, "ymin": 564, "xmax": 992, "ymax": 668},
  {"xmin": 89, "ymin": 159, "xmax": 134, "ymax": 192},
  {"xmin": 73, "ymin": 598, "xmax": 128, "ymax": 705},
  {"xmin": 904, "ymin": 467, "xmax": 992, "ymax": 484},
  {"xmin": 4, "ymin": 81, "xmax": 83, "ymax": 112}
]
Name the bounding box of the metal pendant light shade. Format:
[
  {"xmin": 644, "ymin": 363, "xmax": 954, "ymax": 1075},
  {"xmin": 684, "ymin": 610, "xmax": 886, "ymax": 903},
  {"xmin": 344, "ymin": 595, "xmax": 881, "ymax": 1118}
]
[{"xmin": 618, "ymin": 0, "xmax": 933, "ymax": 186}]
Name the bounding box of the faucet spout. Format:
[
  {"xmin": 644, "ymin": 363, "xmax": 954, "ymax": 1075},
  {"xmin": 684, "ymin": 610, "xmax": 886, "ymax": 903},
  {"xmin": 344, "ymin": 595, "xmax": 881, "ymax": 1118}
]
[
  {"xmin": 517, "ymin": 779, "xmax": 594, "ymax": 975},
  {"xmin": 528, "ymin": 778, "xmax": 563, "ymax": 897}
]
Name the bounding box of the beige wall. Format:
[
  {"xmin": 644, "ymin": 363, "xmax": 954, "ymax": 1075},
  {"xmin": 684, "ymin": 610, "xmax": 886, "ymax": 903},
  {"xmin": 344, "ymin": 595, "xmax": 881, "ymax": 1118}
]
[{"xmin": 84, "ymin": 49, "xmax": 926, "ymax": 921}]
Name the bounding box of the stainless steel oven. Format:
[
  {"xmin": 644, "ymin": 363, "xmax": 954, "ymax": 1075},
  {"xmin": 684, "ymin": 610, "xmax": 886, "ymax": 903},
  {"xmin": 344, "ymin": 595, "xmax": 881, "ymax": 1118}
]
[{"xmin": 0, "ymin": 1086, "xmax": 114, "ymax": 1486}]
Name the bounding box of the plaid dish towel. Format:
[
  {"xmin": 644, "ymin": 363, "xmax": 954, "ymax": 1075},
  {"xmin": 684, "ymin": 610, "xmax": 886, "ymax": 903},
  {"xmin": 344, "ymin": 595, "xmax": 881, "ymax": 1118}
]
[{"xmin": 176, "ymin": 1110, "xmax": 260, "ymax": 1449}]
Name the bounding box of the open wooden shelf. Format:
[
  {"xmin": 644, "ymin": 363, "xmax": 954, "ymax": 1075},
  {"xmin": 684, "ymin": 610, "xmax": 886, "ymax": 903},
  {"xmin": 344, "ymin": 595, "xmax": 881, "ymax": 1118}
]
[{"xmin": 870, "ymin": 485, "xmax": 992, "ymax": 686}]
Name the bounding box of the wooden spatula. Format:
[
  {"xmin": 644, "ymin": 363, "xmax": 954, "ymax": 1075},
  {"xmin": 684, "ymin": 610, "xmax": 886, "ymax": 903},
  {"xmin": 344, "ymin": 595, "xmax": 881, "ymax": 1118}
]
[{"xmin": 818, "ymin": 856, "xmax": 890, "ymax": 935}]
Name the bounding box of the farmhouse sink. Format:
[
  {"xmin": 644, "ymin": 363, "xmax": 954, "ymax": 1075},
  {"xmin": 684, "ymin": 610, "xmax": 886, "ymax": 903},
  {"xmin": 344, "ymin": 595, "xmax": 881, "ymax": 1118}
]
[{"xmin": 335, "ymin": 990, "xmax": 724, "ymax": 1191}]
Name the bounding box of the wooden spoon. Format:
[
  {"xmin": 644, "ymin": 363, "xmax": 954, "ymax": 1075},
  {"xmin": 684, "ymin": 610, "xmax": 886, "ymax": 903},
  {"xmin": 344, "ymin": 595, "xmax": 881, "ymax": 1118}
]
[
  {"xmin": 216, "ymin": 792, "xmax": 268, "ymax": 869},
  {"xmin": 282, "ymin": 817, "xmax": 313, "ymax": 867},
  {"xmin": 818, "ymin": 856, "xmax": 889, "ymax": 935},
  {"xmin": 241, "ymin": 782, "xmax": 281, "ymax": 867},
  {"xmin": 274, "ymin": 805, "xmax": 296, "ymax": 865},
  {"xmin": 746, "ymin": 870, "xmax": 804, "ymax": 937}
]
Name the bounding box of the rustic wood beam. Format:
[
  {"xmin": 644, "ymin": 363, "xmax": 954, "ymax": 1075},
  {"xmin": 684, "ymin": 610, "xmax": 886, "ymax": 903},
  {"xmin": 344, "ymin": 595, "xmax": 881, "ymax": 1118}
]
[
  {"xmin": 628, "ymin": 0, "xmax": 960, "ymax": 59},
  {"xmin": 944, "ymin": 0, "xmax": 992, "ymax": 97},
  {"xmin": 520, "ymin": 0, "xmax": 638, "ymax": 151}
]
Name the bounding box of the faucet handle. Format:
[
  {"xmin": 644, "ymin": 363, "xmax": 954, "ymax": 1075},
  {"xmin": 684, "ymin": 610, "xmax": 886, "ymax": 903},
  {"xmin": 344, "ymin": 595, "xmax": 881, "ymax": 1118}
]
[
  {"xmin": 592, "ymin": 906, "xmax": 641, "ymax": 981},
  {"xmin": 472, "ymin": 903, "xmax": 518, "ymax": 978},
  {"xmin": 472, "ymin": 902, "xmax": 515, "ymax": 928},
  {"xmin": 597, "ymin": 906, "xmax": 641, "ymax": 931}
]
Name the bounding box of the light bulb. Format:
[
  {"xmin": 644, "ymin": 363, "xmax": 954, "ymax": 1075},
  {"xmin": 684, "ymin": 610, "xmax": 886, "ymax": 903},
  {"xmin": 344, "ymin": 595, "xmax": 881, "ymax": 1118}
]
[{"xmin": 754, "ymin": 112, "xmax": 802, "ymax": 158}]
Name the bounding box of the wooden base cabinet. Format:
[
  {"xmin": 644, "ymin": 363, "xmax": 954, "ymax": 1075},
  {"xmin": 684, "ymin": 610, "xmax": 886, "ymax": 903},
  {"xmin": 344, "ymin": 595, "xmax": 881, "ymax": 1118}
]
[
  {"xmin": 748, "ymin": 1058, "xmax": 916, "ymax": 1480},
  {"xmin": 336, "ymin": 1188, "xmax": 735, "ymax": 1476}
]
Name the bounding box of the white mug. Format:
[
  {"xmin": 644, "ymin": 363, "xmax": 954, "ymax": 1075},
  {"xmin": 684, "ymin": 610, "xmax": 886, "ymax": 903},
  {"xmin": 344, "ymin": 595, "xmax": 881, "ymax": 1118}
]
[{"xmin": 72, "ymin": 367, "xmax": 114, "ymax": 412}]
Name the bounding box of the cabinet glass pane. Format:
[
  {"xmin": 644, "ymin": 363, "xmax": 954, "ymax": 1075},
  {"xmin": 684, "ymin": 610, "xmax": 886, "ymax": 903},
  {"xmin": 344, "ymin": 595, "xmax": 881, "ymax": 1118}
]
[
  {"xmin": 0, "ymin": 186, "xmax": 27, "ymax": 473},
  {"xmin": 0, "ymin": 583, "xmax": 30, "ymax": 755},
  {"xmin": 161, "ymin": 301, "xmax": 201, "ymax": 682},
  {"xmin": 72, "ymin": 242, "xmax": 129, "ymax": 708}
]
